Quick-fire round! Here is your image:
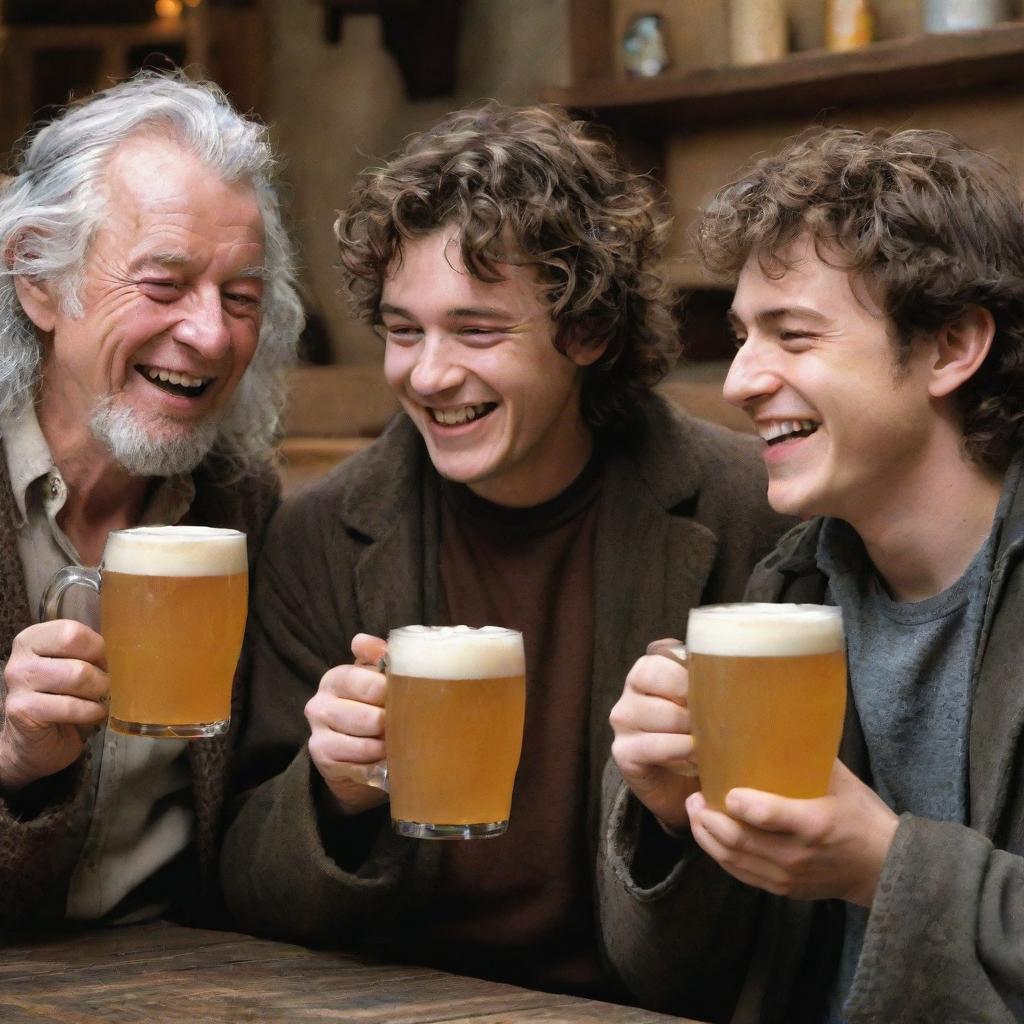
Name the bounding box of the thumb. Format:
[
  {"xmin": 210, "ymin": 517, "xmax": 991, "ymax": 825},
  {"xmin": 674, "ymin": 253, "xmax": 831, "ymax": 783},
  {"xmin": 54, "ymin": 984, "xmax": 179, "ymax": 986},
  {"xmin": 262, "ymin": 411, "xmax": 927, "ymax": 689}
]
[{"xmin": 351, "ymin": 633, "xmax": 388, "ymax": 668}]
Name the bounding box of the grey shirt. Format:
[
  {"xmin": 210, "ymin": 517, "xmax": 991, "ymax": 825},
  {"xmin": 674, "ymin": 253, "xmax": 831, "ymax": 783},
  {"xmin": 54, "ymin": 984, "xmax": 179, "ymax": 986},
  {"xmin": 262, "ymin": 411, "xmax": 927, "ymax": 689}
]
[
  {"xmin": 1, "ymin": 404, "xmax": 195, "ymax": 922},
  {"xmin": 817, "ymin": 477, "xmax": 1013, "ymax": 1021}
]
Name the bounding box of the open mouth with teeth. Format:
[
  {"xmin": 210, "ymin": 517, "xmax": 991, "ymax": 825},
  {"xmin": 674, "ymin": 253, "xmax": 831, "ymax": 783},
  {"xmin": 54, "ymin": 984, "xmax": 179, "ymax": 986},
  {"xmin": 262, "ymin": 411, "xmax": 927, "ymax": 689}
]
[
  {"xmin": 137, "ymin": 365, "xmax": 213, "ymax": 398},
  {"xmin": 761, "ymin": 419, "xmax": 820, "ymax": 446},
  {"xmin": 428, "ymin": 402, "xmax": 497, "ymax": 427}
]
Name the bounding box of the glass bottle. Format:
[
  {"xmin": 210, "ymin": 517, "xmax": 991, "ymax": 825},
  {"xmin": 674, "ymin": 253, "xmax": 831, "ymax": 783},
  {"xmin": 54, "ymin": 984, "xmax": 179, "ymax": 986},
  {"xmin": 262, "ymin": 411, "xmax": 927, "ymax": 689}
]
[{"xmin": 826, "ymin": 0, "xmax": 874, "ymax": 51}]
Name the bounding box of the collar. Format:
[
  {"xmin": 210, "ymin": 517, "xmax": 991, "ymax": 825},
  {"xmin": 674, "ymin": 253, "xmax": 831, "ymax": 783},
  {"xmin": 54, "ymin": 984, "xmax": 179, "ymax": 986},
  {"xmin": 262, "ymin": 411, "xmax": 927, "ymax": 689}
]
[
  {"xmin": 1, "ymin": 400, "xmax": 57, "ymax": 528},
  {"xmin": 330, "ymin": 393, "xmax": 707, "ymax": 543},
  {"xmin": 0, "ymin": 401, "xmax": 197, "ymax": 538}
]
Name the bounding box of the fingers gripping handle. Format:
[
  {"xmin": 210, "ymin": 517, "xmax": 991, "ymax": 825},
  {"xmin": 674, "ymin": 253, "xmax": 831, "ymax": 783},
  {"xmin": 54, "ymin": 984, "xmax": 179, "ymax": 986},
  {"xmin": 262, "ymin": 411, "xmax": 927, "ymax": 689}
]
[
  {"xmin": 39, "ymin": 566, "xmax": 101, "ymax": 622},
  {"xmin": 647, "ymin": 640, "xmax": 699, "ymax": 778},
  {"xmin": 363, "ymin": 652, "xmax": 390, "ymax": 793}
]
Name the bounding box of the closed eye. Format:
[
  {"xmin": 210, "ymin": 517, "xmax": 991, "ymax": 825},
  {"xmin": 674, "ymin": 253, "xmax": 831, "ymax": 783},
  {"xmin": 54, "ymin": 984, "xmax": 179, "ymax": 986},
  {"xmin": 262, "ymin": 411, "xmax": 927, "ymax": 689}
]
[
  {"xmin": 383, "ymin": 324, "xmax": 423, "ymax": 344},
  {"xmin": 223, "ymin": 291, "xmax": 261, "ymax": 312},
  {"xmin": 140, "ymin": 280, "xmax": 182, "ymax": 301},
  {"xmin": 777, "ymin": 329, "xmax": 821, "ymax": 350},
  {"xmin": 458, "ymin": 326, "xmax": 508, "ymax": 345}
]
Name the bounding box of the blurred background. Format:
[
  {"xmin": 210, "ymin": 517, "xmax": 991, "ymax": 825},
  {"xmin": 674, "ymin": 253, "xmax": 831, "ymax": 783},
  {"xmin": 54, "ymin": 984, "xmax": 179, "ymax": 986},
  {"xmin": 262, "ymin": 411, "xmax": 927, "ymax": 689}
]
[{"xmin": 3, "ymin": 0, "xmax": 1022, "ymax": 485}]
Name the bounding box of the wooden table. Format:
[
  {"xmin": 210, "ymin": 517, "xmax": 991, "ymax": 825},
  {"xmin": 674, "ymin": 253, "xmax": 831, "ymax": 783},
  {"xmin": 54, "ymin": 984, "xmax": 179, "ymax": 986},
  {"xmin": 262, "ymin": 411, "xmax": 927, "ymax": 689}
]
[{"xmin": 0, "ymin": 920, "xmax": 702, "ymax": 1023}]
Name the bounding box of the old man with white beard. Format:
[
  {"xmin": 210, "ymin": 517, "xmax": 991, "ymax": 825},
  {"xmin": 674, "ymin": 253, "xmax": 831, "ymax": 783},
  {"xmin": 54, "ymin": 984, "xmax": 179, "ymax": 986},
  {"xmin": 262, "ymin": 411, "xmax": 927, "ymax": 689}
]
[{"xmin": 0, "ymin": 72, "xmax": 303, "ymax": 928}]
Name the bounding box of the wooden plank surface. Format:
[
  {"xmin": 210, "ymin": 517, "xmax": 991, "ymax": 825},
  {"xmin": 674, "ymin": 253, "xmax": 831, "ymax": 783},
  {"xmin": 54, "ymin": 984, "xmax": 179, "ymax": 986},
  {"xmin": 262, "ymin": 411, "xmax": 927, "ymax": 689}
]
[{"xmin": 0, "ymin": 921, "xmax": 698, "ymax": 1024}]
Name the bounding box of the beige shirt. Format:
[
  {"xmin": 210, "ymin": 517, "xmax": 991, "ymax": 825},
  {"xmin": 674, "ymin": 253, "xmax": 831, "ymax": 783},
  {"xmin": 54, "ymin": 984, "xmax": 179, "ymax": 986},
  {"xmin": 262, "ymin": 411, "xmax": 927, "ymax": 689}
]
[{"xmin": 1, "ymin": 405, "xmax": 196, "ymax": 922}]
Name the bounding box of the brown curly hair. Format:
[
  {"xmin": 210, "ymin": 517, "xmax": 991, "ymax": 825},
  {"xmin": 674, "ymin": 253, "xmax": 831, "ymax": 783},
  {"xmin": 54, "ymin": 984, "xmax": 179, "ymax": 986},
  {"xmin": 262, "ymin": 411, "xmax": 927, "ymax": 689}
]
[
  {"xmin": 698, "ymin": 126, "xmax": 1024, "ymax": 472},
  {"xmin": 335, "ymin": 102, "xmax": 678, "ymax": 432}
]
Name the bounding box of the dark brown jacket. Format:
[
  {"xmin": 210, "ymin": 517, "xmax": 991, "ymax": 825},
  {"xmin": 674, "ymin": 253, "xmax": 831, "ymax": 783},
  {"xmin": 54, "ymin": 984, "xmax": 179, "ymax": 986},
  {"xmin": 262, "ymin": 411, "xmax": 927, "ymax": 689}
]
[{"xmin": 219, "ymin": 395, "xmax": 792, "ymax": 1006}]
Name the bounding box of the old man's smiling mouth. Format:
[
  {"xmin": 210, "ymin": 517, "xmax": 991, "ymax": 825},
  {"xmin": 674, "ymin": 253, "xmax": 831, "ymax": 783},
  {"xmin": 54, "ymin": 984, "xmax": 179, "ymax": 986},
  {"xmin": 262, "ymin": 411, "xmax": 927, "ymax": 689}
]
[{"xmin": 137, "ymin": 364, "xmax": 213, "ymax": 398}]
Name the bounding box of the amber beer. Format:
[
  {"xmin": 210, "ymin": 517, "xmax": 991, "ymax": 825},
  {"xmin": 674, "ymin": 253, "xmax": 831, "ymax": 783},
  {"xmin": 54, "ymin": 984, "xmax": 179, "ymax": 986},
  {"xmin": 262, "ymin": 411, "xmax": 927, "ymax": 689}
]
[
  {"xmin": 686, "ymin": 604, "xmax": 846, "ymax": 810},
  {"xmin": 386, "ymin": 625, "xmax": 526, "ymax": 839},
  {"xmin": 101, "ymin": 526, "xmax": 248, "ymax": 738}
]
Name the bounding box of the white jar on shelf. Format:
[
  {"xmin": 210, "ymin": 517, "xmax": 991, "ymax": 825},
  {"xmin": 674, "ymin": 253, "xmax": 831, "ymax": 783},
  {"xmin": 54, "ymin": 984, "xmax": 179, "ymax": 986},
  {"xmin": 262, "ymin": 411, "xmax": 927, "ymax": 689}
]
[
  {"xmin": 924, "ymin": 0, "xmax": 1008, "ymax": 32},
  {"xmin": 729, "ymin": 0, "xmax": 787, "ymax": 65}
]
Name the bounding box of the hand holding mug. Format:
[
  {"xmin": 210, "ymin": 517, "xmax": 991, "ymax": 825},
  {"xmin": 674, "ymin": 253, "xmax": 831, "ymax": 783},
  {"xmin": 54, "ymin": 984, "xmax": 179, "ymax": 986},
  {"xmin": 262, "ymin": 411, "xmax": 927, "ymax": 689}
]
[
  {"xmin": 610, "ymin": 639, "xmax": 700, "ymax": 835},
  {"xmin": 305, "ymin": 633, "xmax": 390, "ymax": 817},
  {"xmin": 0, "ymin": 620, "xmax": 108, "ymax": 793}
]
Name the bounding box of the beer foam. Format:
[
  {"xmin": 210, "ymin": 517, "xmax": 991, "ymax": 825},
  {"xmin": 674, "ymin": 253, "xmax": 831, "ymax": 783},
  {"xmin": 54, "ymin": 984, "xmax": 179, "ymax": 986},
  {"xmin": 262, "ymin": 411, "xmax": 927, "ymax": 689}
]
[
  {"xmin": 387, "ymin": 625, "xmax": 525, "ymax": 680},
  {"xmin": 686, "ymin": 603, "xmax": 843, "ymax": 658},
  {"xmin": 103, "ymin": 526, "xmax": 247, "ymax": 577}
]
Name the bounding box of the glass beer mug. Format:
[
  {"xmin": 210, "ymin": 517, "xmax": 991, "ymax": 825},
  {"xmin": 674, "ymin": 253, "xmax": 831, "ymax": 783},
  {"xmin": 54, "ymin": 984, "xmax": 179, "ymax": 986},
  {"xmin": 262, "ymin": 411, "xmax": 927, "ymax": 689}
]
[
  {"xmin": 381, "ymin": 625, "xmax": 526, "ymax": 839},
  {"xmin": 685, "ymin": 603, "xmax": 847, "ymax": 810},
  {"xmin": 41, "ymin": 525, "xmax": 248, "ymax": 739}
]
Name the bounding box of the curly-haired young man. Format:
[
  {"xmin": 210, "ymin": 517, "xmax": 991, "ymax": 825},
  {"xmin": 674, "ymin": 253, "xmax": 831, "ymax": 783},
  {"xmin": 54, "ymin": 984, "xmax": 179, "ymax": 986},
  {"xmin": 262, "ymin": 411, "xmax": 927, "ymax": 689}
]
[
  {"xmin": 221, "ymin": 103, "xmax": 789, "ymax": 1004},
  {"xmin": 607, "ymin": 127, "xmax": 1024, "ymax": 1022}
]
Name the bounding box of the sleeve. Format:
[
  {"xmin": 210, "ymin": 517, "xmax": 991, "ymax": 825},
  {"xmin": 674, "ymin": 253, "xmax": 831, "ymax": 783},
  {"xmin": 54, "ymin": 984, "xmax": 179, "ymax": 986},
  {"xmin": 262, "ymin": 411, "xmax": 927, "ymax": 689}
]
[
  {"xmin": 0, "ymin": 749, "xmax": 92, "ymax": 926},
  {"xmin": 596, "ymin": 758, "xmax": 765, "ymax": 1021},
  {"xmin": 218, "ymin": 499, "xmax": 418, "ymax": 944},
  {"xmin": 846, "ymin": 814, "xmax": 1024, "ymax": 1023}
]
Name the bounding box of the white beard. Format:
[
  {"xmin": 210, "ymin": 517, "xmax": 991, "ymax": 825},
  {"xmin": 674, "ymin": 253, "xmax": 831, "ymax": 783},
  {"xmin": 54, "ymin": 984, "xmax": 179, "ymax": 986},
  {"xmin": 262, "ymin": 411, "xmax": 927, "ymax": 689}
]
[{"xmin": 89, "ymin": 398, "xmax": 222, "ymax": 478}]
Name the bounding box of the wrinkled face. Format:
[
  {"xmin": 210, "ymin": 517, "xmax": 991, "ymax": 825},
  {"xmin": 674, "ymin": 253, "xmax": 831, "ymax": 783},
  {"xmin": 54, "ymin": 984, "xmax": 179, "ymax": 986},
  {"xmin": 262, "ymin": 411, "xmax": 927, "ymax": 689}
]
[
  {"xmin": 32, "ymin": 134, "xmax": 265, "ymax": 475},
  {"xmin": 381, "ymin": 230, "xmax": 600, "ymax": 507},
  {"xmin": 723, "ymin": 237, "xmax": 936, "ymax": 523}
]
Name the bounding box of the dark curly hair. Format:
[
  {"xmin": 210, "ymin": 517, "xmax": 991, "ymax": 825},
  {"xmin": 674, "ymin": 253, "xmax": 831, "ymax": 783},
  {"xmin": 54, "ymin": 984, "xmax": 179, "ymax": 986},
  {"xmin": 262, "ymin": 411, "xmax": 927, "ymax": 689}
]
[
  {"xmin": 335, "ymin": 102, "xmax": 678, "ymax": 432},
  {"xmin": 698, "ymin": 126, "xmax": 1024, "ymax": 472}
]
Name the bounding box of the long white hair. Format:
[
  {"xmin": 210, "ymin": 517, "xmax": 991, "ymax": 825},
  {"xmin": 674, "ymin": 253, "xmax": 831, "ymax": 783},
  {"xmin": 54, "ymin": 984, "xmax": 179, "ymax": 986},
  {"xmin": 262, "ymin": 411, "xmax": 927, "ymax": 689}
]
[{"xmin": 0, "ymin": 70, "xmax": 304, "ymax": 473}]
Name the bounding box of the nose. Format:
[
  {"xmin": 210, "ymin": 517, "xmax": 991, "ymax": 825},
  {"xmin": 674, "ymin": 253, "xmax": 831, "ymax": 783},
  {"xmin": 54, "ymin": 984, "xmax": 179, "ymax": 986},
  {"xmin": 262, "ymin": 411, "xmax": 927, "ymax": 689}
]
[
  {"xmin": 172, "ymin": 285, "xmax": 232, "ymax": 359},
  {"xmin": 407, "ymin": 333, "xmax": 465, "ymax": 396},
  {"xmin": 723, "ymin": 336, "xmax": 781, "ymax": 410}
]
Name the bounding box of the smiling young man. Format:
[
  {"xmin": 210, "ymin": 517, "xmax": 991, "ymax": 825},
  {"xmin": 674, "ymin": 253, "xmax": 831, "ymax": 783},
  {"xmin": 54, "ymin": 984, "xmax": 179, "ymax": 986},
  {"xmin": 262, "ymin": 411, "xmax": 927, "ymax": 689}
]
[
  {"xmin": 219, "ymin": 103, "xmax": 790, "ymax": 1005},
  {"xmin": 604, "ymin": 128, "xmax": 1024, "ymax": 1022},
  {"xmin": 0, "ymin": 73, "xmax": 302, "ymax": 927}
]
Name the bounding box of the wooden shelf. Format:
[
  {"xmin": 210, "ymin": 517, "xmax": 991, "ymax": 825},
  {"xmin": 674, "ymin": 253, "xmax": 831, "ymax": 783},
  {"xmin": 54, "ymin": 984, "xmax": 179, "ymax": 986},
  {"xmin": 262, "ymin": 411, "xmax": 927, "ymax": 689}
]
[{"xmin": 544, "ymin": 23, "xmax": 1024, "ymax": 128}]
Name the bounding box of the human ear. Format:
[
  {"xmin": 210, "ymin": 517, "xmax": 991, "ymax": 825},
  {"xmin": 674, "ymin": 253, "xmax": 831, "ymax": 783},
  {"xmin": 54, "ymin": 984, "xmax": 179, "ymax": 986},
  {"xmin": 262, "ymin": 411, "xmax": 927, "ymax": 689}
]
[
  {"xmin": 12, "ymin": 274, "xmax": 58, "ymax": 333},
  {"xmin": 561, "ymin": 324, "xmax": 609, "ymax": 368},
  {"xmin": 928, "ymin": 305, "xmax": 995, "ymax": 399}
]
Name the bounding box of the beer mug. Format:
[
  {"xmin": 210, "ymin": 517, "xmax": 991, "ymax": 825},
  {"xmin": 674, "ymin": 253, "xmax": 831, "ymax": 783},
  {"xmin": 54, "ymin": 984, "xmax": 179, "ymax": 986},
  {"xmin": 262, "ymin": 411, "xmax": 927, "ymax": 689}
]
[
  {"xmin": 40, "ymin": 526, "xmax": 248, "ymax": 739},
  {"xmin": 685, "ymin": 603, "xmax": 846, "ymax": 810},
  {"xmin": 383, "ymin": 625, "xmax": 526, "ymax": 840}
]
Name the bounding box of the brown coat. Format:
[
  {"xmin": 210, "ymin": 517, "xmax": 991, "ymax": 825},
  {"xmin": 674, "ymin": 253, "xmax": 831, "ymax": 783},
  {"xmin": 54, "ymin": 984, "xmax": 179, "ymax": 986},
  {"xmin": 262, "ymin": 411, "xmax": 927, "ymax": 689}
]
[{"xmin": 0, "ymin": 450, "xmax": 280, "ymax": 928}]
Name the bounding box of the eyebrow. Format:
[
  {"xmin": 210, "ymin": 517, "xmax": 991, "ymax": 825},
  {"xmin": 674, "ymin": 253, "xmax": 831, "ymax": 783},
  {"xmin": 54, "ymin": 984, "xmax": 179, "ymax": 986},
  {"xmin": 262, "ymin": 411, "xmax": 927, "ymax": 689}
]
[
  {"xmin": 378, "ymin": 302, "xmax": 516, "ymax": 321},
  {"xmin": 727, "ymin": 305, "xmax": 831, "ymax": 329},
  {"xmin": 130, "ymin": 252, "xmax": 266, "ymax": 279}
]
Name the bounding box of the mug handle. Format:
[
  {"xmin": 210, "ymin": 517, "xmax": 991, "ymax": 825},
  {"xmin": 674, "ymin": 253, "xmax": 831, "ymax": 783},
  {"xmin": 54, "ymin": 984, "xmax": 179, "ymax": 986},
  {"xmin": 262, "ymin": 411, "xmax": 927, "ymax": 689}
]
[
  {"xmin": 39, "ymin": 566, "xmax": 101, "ymax": 622},
  {"xmin": 361, "ymin": 653, "xmax": 390, "ymax": 793},
  {"xmin": 646, "ymin": 639, "xmax": 699, "ymax": 778}
]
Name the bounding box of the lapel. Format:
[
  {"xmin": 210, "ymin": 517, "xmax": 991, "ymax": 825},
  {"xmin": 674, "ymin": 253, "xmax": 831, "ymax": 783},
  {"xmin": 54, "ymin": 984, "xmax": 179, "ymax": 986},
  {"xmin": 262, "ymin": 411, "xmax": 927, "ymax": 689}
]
[
  {"xmin": 968, "ymin": 470, "xmax": 1024, "ymax": 841},
  {"xmin": 343, "ymin": 416, "xmax": 433, "ymax": 638},
  {"xmin": 587, "ymin": 403, "xmax": 720, "ymax": 836}
]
